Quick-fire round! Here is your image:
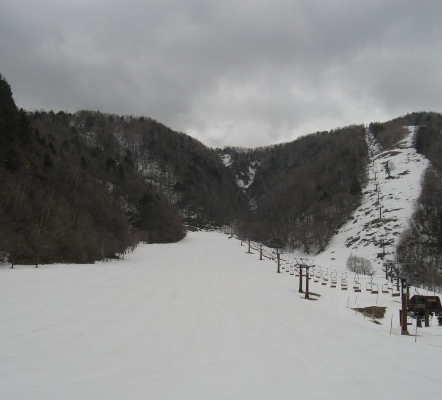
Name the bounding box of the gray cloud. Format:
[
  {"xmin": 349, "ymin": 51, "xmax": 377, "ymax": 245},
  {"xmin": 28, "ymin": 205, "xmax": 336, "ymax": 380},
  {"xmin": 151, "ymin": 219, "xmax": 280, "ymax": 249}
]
[{"xmin": 1, "ymin": 0, "xmax": 442, "ymax": 147}]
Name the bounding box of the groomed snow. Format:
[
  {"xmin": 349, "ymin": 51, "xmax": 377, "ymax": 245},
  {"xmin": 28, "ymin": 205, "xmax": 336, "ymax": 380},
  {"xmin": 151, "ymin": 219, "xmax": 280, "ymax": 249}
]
[{"xmin": 0, "ymin": 231, "xmax": 441, "ymax": 400}]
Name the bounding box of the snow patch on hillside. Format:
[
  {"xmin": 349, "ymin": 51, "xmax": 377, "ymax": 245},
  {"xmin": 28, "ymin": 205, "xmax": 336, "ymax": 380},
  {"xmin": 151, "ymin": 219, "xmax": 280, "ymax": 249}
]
[
  {"xmin": 220, "ymin": 153, "xmax": 232, "ymax": 167},
  {"xmin": 219, "ymin": 154, "xmax": 260, "ymax": 190}
]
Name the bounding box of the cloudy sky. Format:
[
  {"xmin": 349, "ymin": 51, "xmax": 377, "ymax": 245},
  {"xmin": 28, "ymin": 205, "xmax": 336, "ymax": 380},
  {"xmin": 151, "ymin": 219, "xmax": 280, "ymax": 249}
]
[{"xmin": 1, "ymin": 0, "xmax": 441, "ymax": 148}]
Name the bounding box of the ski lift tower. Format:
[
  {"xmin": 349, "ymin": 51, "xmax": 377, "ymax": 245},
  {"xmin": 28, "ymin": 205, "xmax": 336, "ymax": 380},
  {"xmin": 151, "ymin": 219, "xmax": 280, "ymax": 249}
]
[{"xmin": 296, "ymin": 258, "xmax": 315, "ymax": 300}]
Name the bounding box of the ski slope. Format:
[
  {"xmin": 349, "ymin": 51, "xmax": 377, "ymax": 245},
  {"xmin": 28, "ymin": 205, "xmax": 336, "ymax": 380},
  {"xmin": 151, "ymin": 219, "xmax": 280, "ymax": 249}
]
[
  {"xmin": 0, "ymin": 231, "xmax": 441, "ymax": 400},
  {"xmin": 315, "ymin": 126, "xmax": 429, "ymax": 274}
]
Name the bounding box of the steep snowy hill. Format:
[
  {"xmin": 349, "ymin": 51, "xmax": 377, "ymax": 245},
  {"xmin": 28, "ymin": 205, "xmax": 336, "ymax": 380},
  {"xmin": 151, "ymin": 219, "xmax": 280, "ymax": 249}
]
[
  {"xmin": 314, "ymin": 126, "xmax": 429, "ymax": 274},
  {"xmin": 0, "ymin": 231, "xmax": 440, "ymax": 400}
]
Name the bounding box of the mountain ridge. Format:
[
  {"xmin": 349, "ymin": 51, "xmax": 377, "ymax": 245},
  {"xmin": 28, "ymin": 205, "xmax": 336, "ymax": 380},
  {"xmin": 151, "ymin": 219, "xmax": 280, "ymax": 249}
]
[{"xmin": 1, "ymin": 72, "xmax": 441, "ymax": 281}]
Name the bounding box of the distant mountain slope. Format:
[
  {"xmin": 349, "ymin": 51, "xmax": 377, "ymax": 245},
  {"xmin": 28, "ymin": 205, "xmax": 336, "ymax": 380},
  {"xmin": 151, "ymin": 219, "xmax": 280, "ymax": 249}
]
[
  {"xmin": 219, "ymin": 126, "xmax": 369, "ymax": 253},
  {"xmin": 47, "ymin": 111, "xmax": 250, "ymax": 228},
  {"xmin": 315, "ymin": 126, "xmax": 429, "ymax": 274},
  {"xmin": 395, "ymin": 113, "xmax": 442, "ymax": 285}
]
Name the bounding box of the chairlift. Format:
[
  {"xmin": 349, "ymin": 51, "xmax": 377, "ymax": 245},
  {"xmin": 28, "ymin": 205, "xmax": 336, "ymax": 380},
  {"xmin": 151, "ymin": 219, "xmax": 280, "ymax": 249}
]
[
  {"xmin": 382, "ymin": 283, "xmax": 389, "ymax": 294},
  {"xmin": 314, "ymin": 270, "xmax": 321, "ymax": 283},
  {"xmin": 391, "ymin": 282, "xmax": 400, "ymax": 297},
  {"xmin": 290, "ymin": 265, "xmax": 294, "ymax": 275},
  {"xmin": 330, "ymin": 271, "xmax": 337, "ymax": 288},
  {"xmin": 321, "ymin": 269, "xmax": 329, "ymax": 286},
  {"xmin": 341, "ymin": 272, "xmax": 348, "ymax": 290},
  {"xmin": 353, "ymin": 274, "xmax": 361, "ymax": 292},
  {"xmin": 371, "ymin": 283, "xmax": 379, "ymax": 294}
]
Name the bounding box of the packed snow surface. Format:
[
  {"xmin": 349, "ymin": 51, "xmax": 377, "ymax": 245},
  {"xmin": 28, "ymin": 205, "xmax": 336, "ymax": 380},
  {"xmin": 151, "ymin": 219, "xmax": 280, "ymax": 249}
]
[{"xmin": 1, "ymin": 232, "xmax": 441, "ymax": 400}]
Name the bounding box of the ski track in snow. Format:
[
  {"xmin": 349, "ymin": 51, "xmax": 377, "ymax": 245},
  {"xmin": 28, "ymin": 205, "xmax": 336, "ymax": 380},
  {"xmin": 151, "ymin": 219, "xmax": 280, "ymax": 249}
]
[{"xmin": 1, "ymin": 232, "xmax": 441, "ymax": 400}]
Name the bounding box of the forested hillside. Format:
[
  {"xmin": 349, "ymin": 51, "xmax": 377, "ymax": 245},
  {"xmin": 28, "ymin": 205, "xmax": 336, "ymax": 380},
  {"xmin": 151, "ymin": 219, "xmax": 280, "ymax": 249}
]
[
  {"xmin": 395, "ymin": 112, "xmax": 442, "ymax": 286},
  {"xmin": 221, "ymin": 126, "xmax": 368, "ymax": 253},
  {"xmin": 49, "ymin": 111, "xmax": 250, "ymax": 227},
  {"xmin": 0, "ymin": 73, "xmax": 185, "ymax": 266},
  {"xmin": 2, "ymin": 70, "xmax": 442, "ymax": 272}
]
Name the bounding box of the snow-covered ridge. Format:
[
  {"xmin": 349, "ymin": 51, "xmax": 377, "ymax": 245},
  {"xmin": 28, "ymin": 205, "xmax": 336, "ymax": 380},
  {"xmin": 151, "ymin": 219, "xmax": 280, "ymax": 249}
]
[{"xmin": 316, "ymin": 126, "xmax": 429, "ymax": 273}]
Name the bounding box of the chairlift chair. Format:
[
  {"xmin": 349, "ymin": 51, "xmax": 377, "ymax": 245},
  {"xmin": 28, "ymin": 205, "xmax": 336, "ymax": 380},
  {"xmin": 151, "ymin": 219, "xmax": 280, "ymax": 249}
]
[
  {"xmin": 314, "ymin": 271, "xmax": 321, "ymax": 283},
  {"xmin": 290, "ymin": 265, "xmax": 294, "ymax": 275},
  {"xmin": 321, "ymin": 269, "xmax": 329, "ymax": 285},
  {"xmin": 330, "ymin": 271, "xmax": 337, "ymax": 288},
  {"xmin": 366, "ymin": 282, "xmax": 373, "ymax": 292},
  {"xmin": 353, "ymin": 275, "xmax": 361, "ymax": 292},
  {"xmin": 382, "ymin": 283, "xmax": 389, "ymax": 294},
  {"xmin": 371, "ymin": 284, "xmax": 379, "ymax": 294},
  {"xmin": 341, "ymin": 279, "xmax": 348, "ymax": 290}
]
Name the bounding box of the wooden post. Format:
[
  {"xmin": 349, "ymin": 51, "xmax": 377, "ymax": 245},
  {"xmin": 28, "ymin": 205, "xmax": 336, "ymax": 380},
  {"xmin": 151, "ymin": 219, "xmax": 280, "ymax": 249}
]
[
  {"xmin": 304, "ymin": 267, "xmax": 310, "ymax": 299},
  {"xmin": 277, "ymin": 250, "xmax": 280, "ymax": 273},
  {"xmin": 259, "ymin": 245, "xmax": 263, "ymax": 260},
  {"xmin": 401, "ymin": 279, "xmax": 409, "ymax": 335},
  {"xmin": 298, "ymin": 267, "xmax": 304, "ymax": 293}
]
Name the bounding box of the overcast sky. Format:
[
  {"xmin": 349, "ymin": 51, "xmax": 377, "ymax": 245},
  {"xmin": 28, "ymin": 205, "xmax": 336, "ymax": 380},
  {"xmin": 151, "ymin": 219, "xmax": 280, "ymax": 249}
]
[{"xmin": 1, "ymin": 0, "xmax": 442, "ymax": 148}]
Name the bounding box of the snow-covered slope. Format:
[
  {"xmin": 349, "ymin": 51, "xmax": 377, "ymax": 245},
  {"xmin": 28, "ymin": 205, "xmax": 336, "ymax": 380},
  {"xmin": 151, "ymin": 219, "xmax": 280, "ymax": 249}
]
[
  {"xmin": 0, "ymin": 231, "xmax": 440, "ymax": 400},
  {"xmin": 315, "ymin": 126, "xmax": 429, "ymax": 274}
]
